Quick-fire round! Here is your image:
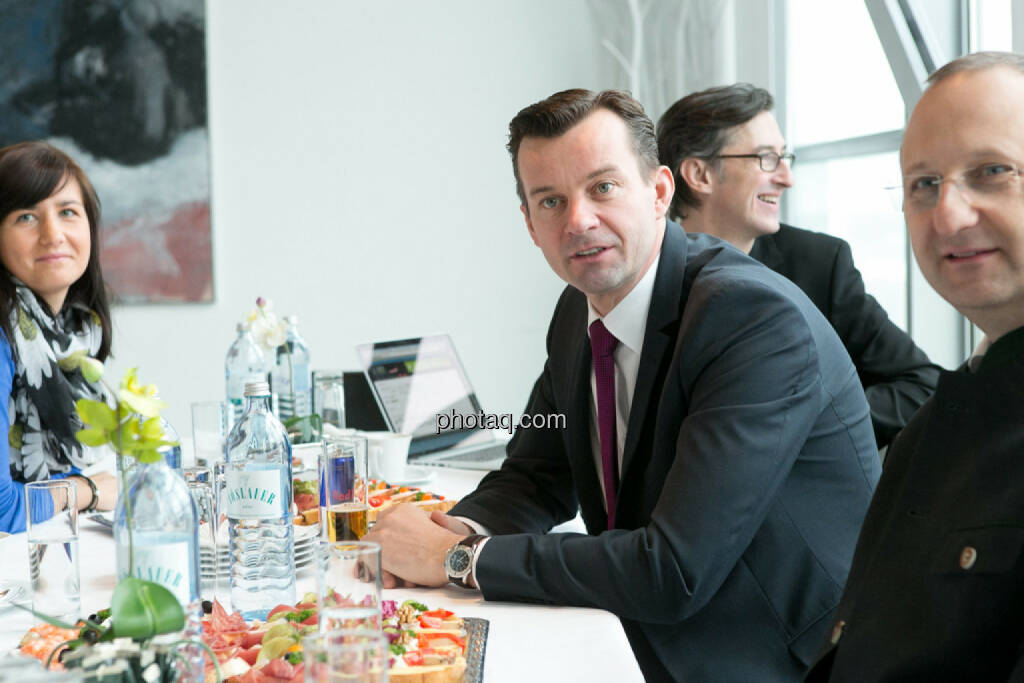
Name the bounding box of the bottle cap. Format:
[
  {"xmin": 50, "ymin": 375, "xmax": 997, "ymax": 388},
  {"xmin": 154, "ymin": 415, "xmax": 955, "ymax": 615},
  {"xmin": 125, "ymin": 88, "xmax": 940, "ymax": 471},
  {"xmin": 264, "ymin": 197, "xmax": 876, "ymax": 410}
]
[{"xmin": 244, "ymin": 381, "xmax": 271, "ymax": 397}]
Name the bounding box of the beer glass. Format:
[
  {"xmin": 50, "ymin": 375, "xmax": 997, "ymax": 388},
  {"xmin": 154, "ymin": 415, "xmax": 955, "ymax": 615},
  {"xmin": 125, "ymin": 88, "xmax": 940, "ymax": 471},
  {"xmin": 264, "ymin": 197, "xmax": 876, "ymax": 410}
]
[{"xmin": 320, "ymin": 435, "xmax": 368, "ymax": 541}]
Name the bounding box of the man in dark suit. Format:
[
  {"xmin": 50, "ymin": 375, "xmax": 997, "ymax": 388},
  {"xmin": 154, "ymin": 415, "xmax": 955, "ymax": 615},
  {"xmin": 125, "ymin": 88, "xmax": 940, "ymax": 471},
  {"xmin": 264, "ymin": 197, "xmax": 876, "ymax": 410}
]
[
  {"xmin": 657, "ymin": 84, "xmax": 941, "ymax": 448},
  {"xmin": 806, "ymin": 51, "xmax": 1024, "ymax": 682},
  {"xmin": 365, "ymin": 89, "xmax": 880, "ymax": 681}
]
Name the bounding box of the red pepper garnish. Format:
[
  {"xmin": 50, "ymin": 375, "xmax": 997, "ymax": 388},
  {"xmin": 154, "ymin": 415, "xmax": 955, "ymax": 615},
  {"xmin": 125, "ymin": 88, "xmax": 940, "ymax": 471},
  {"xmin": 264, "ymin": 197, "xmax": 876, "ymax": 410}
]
[{"xmin": 422, "ymin": 609, "xmax": 454, "ymax": 619}]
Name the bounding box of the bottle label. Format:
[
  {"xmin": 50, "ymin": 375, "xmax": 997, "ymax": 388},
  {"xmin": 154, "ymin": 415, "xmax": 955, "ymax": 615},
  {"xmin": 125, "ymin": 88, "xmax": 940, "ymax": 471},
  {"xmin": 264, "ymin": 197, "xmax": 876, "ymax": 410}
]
[
  {"xmin": 226, "ymin": 469, "xmax": 285, "ymax": 519},
  {"xmin": 118, "ymin": 541, "xmax": 192, "ymax": 606}
]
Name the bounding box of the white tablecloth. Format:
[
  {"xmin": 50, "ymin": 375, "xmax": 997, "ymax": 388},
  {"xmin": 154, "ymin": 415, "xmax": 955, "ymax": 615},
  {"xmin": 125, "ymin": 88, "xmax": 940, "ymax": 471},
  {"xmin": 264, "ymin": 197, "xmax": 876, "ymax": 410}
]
[{"xmin": 0, "ymin": 464, "xmax": 643, "ymax": 682}]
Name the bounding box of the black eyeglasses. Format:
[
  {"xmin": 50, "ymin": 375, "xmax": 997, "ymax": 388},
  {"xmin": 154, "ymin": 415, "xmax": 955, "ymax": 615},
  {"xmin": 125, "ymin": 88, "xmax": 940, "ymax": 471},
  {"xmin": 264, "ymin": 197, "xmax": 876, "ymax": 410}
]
[{"xmin": 712, "ymin": 151, "xmax": 796, "ymax": 172}]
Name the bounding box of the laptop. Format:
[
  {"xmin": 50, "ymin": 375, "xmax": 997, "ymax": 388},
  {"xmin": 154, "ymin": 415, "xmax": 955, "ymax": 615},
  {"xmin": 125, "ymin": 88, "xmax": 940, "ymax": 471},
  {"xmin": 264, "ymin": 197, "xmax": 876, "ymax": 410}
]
[{"xmin": 355, "ymin": 335, "xmax": 508, "ymax": 470}]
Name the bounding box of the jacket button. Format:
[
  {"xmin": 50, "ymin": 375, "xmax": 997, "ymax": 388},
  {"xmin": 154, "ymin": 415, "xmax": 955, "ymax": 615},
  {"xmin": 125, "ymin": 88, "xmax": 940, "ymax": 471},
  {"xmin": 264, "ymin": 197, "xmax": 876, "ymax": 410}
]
[
  {"xmin": 830, "ymin": 620, "xmax": 846, "ymax": 645},
  {"xmin": 960, "ymin": 546, "xmax": 977, "ymax": 570}
]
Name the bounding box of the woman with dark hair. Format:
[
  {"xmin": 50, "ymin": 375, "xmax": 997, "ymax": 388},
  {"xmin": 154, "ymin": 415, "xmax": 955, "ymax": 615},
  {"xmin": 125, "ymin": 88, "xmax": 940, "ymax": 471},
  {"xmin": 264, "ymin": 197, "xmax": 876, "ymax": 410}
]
[{"xmin": 0, "ymin": 141, "xmax": 117, "ymax": 533}]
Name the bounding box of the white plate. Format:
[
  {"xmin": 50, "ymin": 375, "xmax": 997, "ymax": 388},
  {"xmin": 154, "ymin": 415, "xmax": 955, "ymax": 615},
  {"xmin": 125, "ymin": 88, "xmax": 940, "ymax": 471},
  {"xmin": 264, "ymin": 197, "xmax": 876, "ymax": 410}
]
[
  {"xmin": 0, "ymin": 580, "xmax": 30, "ymax": 609},
  {"xmin": 378, "ymin": 467, "xmax": 435, "ymax": 487}
]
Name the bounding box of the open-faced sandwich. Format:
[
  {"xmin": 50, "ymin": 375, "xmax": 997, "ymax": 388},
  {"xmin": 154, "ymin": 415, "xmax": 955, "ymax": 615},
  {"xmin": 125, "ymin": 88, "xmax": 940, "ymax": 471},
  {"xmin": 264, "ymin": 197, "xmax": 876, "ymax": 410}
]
[{"xmin": 366, "ymin": 480, "xmax": 457, "ymax": 523}]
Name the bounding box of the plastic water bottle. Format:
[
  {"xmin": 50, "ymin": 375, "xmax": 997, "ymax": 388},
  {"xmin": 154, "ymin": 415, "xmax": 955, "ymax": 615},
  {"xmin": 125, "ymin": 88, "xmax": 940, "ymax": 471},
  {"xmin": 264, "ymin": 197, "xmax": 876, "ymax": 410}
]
[
  {"xmin": 226, "ymin": 324, "xmax": 267, "ymax": 422},
  {"xmin": 158, "ymin": 417, "xmax": 183, "ymax": 474},
  {"xmin": 224, "ymin": 381, "xmax": 296, "ymax": 619},
  {"xmin": 114, "ymin": 458, "xmax": 202, "ymax": 659},
  {"xmin": 271, "ymin": 316, "xmax": 312, "ymax": 420}
]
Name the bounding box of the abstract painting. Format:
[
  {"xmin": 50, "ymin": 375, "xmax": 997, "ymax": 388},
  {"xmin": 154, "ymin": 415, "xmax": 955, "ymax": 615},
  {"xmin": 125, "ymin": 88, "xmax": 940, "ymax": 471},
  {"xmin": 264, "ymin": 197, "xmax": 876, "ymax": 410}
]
[{"xmin": 0, "ymin": 0, "xmax": 212, "ymax": 303}]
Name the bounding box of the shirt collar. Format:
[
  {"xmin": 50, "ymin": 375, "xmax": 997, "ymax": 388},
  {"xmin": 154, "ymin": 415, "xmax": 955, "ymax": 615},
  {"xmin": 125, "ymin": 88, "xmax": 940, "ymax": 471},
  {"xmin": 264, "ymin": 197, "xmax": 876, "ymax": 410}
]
[{"xmin": 586, "ymin": 253, "xmax": 660, "ymax": 355}]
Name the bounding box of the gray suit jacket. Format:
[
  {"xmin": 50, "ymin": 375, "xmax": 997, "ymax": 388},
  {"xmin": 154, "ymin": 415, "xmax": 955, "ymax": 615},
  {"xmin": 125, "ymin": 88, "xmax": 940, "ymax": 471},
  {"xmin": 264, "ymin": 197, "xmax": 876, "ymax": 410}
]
[
  {"xmin": 750, "ymin": 224, "xmax": 940, "ymax": 448},
  {"xmin": 450, "ymin": 222, "xmax": 881, "ymax": 681}
]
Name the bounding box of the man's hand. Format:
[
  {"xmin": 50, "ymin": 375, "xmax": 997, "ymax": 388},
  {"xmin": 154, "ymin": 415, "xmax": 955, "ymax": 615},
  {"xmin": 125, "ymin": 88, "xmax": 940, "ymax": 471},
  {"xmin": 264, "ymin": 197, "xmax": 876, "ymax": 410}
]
[
  {"xmin": 430, "ymin": 510, "xmax": 473, "ymax": 535},
  {"xmin": 363, "ymin": 503, "xmax": 466, "ymax": 587}
]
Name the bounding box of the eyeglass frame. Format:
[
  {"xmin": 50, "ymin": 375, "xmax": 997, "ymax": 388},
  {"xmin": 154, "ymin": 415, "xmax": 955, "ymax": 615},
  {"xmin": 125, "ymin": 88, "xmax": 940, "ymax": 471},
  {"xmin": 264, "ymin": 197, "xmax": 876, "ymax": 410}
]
[
  {"xmin": 709, "ymin": 151, "xmax": 796, "ymax": 172},
  {"xmin": 890, "ymin": 162, "xmax": 1024, "ymax": 213}
]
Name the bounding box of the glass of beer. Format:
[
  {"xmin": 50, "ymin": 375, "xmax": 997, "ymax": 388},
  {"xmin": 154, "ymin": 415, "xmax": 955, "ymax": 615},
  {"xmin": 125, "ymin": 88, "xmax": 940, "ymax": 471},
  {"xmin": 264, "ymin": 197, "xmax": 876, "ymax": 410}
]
[{"xmin": 321, "ymin": 435, "xmax": 368, "ymax": 541}]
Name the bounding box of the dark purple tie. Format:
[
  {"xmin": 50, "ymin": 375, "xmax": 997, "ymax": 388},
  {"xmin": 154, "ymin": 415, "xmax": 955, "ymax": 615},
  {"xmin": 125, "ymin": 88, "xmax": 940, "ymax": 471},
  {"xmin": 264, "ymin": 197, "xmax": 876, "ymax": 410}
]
[{"xmin": 589, "ymin": 319, "xmax": 619, "ymax": 529}]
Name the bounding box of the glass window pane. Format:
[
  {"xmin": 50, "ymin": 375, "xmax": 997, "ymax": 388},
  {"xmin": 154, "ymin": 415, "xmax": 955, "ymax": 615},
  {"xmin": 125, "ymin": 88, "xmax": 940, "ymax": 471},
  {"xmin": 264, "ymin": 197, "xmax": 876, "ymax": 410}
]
[
  {"xmin": 786, "ymin": 151, "xmax": 907, "ymax": 329},
  {"xmin": 786, "ymin": 0, "xmax": 906, "ymax": 146},
  {"xmin": 970, "ymin": 0, "xmax": 1012, "ymax": 51}
]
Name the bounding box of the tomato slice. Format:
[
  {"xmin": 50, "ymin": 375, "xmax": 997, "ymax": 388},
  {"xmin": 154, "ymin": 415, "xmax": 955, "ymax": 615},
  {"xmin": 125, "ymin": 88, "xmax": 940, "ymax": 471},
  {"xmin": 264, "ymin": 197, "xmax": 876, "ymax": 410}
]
[
  {"xmin": 403, "ymin": 651, "xmax": 424, "ymax": 667},
  {"xmin": 422, "ymin": 609, "xmax": 454, "ymax": 619},
  {"xmin": 417, "ymin": 615, "xmax": 443, "ymax": 629}
]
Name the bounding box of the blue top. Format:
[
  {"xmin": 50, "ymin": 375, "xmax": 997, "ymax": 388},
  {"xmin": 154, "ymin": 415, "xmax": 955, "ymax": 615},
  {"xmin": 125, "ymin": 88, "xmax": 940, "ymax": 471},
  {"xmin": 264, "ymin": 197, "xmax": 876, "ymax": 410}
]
[{"xmin": 0, "ymin": 335, "xmax": 78, "ymax": 534}]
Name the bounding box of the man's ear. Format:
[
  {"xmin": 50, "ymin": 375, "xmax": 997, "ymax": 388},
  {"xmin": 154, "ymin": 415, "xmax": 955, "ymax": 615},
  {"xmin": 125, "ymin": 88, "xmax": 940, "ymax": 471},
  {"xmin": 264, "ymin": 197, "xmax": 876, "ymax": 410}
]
[
  {"xmin": 522, "ymin": 204, "xmax": 539, "ymax": 246},
  {"xmin": 652, "ymin": 165, "xmax": 675, "ymax": 220},
  {"xmin": 680, "ymin": 158, "xmax": 715, "ymax": 199}
]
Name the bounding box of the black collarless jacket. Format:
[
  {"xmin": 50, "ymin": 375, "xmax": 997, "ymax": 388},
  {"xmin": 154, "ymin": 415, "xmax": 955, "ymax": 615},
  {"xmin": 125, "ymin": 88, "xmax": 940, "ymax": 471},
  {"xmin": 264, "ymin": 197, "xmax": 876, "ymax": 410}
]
[{"xmin": 806, "ymin": 325, "xmax": 1024, "ymax": 681}]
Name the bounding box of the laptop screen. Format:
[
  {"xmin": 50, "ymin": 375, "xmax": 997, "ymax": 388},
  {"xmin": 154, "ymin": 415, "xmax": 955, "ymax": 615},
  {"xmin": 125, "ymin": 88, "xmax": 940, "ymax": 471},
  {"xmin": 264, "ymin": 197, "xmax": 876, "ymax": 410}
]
[{"xmin": 356, "ymin": 335, "xmax": 492, "ymax": 455}]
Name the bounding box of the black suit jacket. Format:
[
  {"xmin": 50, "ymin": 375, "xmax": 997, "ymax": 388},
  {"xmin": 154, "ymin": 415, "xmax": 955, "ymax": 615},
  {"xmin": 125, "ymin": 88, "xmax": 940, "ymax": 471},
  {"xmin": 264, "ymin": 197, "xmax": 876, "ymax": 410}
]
[
  {"xmin": 451, "ymin": 222, "xmax": 881, "ymax": 682},
  {"xmin": 806, "ymin": 325, "xmax": 1024, "ymax": 682},
  {"xmin": 750, "ymin": 224, "xmax": 941, "ymax": 448}
]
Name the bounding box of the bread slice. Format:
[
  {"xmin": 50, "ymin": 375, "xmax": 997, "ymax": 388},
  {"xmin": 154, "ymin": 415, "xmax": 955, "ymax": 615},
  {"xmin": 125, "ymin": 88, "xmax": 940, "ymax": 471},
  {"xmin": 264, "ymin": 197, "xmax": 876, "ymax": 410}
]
[{"xmin": 389, "ymin": 657, "xmax": 467, "ymax": 683}]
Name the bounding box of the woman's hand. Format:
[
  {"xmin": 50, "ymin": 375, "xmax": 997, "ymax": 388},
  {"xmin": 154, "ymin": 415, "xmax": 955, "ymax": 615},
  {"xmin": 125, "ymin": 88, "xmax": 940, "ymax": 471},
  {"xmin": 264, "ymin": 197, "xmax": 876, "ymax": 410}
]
[{"xmin": 51, "ymin": 472, "xmax": 118, "ymax": 513}]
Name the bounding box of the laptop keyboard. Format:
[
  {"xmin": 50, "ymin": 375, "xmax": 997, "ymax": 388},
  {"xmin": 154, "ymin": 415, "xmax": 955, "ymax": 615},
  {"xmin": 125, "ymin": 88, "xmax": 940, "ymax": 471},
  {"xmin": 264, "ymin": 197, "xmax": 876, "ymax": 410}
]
[{"xmin": 441, "ymin": 443, "xmax": 507, "ymax": 462}]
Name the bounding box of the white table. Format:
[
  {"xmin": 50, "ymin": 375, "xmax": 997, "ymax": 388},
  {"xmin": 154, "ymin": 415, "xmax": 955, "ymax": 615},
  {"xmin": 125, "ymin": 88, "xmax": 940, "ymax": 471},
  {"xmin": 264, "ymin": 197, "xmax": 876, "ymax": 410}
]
[{"xmin": 0, "ymin": 465, "xmax": 643, "ymax": 682}]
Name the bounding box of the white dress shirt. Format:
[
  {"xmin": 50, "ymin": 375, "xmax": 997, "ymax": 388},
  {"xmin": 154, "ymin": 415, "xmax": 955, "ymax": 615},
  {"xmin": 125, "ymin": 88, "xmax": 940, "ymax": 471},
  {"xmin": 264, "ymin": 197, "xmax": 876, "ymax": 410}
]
[
  {"xmin": 586, "ymin": 253, "xmax": 660, "ymax": 508},
  {"xmin": 457, "ymin": 253, "xmax": 661, "ymax": 582}
]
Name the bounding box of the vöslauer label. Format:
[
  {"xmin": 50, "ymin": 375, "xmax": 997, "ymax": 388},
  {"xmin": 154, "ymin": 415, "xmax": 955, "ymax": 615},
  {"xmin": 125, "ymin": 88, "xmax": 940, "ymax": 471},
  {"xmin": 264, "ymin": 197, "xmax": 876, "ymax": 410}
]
[
  {"xmin": 226, "ymin": 470, "xmax": 284, "ymax": 519},
  {"xmin": 119, "ymin": 541, "xmax": 191, "ymax": 605}
]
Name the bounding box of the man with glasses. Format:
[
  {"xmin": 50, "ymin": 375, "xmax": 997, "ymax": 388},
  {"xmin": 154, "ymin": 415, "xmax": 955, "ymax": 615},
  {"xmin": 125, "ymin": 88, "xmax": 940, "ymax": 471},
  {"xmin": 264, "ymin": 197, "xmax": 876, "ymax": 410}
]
[
  {"xmin": 657, "ymin": 84, "xmax": 940, "ymax": 449},
  {"xmin": 806, "ymin": 51, "xmax": 1024, "ymax": 681}
]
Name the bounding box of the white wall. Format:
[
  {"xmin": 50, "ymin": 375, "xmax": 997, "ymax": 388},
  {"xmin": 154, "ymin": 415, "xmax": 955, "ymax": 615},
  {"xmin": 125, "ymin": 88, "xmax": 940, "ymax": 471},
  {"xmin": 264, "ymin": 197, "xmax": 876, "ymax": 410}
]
[{"xmin": 107, "ymin": 1, "xmax": 614, "ymax": 432}]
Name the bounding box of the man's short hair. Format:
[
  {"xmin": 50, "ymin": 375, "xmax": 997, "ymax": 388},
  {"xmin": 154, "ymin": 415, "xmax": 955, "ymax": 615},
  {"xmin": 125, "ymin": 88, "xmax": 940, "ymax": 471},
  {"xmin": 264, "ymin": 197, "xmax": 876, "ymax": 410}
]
[
  {"xmin": 928, "ymin": 50, "xmax": 1024, "ymax": 87},
  {"xmin": 507, "ymin": 89, "xmax": 659, "ymax": 207},
  {"xmin": 657, "ymin": 84, "xmax": 774, "ymax": 220}
]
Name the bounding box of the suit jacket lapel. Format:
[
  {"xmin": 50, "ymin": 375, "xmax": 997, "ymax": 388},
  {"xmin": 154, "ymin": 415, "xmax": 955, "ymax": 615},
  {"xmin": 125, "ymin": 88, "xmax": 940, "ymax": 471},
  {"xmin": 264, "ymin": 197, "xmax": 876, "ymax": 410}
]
[
  {"xmin": 620, "ymin": 221, "xmax": 688, "ymax": 482},
  {"xmin": 564, "ymin": 320, "xmax": 608, "ymax": 532}
]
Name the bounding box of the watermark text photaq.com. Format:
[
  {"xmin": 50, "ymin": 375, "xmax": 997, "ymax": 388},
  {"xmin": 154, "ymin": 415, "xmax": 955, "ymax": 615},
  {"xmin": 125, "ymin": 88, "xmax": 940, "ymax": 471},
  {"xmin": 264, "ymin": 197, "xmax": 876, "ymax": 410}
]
[{"xmin": 435, "ymin": 409, "xmax": 566, "ymax": 435}]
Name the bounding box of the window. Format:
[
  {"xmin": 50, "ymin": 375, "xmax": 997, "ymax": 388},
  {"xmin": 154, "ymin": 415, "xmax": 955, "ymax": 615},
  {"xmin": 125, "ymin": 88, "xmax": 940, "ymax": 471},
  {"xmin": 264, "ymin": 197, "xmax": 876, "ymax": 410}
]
[
  {"xmin": 786, "ymin": 151, "xmax": 906, "ymax": 326},
  {"xmin": 785, "ymin": 0, "xmax": 905, "ymax": 147},
  {"xmin": 783, "ymin": 0, "xmax": 907, "ymax": 329}
]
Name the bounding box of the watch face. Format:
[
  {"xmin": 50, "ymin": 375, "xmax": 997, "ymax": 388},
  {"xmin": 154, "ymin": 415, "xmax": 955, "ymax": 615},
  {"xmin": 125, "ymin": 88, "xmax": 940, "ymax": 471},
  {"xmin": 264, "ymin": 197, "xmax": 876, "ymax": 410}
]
[{"xmin": 448, "ymin": 548, "xmax": 471, "ymax": 575}]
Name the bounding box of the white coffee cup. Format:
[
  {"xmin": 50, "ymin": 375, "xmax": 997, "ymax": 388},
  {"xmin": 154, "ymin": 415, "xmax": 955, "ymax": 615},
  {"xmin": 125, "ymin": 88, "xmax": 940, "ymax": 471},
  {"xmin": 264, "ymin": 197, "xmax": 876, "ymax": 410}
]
[{"xmin": 363, "ymin": 431, "xmax": 413, "ymax": 482}]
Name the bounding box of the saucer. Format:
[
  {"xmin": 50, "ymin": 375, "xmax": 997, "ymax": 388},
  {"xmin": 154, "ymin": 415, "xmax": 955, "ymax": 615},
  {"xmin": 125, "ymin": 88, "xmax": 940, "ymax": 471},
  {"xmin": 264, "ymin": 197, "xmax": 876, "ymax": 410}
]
[{"xmin": 379, "ymin": 467, "xmax": 435, "ymax": 487}]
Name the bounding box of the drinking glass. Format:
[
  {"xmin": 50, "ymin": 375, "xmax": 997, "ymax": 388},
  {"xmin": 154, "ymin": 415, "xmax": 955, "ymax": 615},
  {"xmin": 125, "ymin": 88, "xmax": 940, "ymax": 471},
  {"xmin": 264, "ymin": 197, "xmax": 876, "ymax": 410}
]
[
  {"xmin": 25, "ymin": 480, "xmax": 80, "ymax": 622},
  {"xmin": 303, "ymin": 630, "xmax": 389, "ymax": 682},
  {"xmin": 191, "ymin": 400, "xmax": 231, "ymax": 468},
  {"xmin": 211, "ymin": 461, "xmax": 232, "ymax": 602},
  {"xmin": 185, "ymin": 469, "xmax": 217, "ymax": 600},
  {"xmin": 317, "ymin": 541, "xmax": 382, "ymax": 631},
  {"xmin": 313, "ymin": 371, "xmax": 346, "ymax": 429},
  {"xmin": 320, "ymin": 436, "xmax": 368, "ymax": 541}
]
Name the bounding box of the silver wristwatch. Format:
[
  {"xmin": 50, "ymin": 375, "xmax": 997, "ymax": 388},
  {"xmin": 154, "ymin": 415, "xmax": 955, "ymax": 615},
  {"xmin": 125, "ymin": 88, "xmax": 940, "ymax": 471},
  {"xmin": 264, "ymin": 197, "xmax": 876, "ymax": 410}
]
[{"xmin": 444, "ymin": 534, "xmax": 487, "ymax": 588}]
